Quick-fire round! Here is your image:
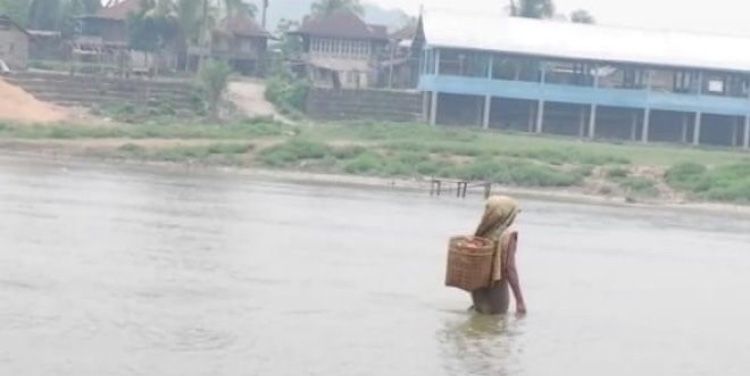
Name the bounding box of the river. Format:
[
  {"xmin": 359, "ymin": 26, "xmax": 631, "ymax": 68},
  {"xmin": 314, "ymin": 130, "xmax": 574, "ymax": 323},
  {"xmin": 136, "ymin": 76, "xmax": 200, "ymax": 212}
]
[{"xmin": 1, "ymin": 154, "xmax": 749, "ymax": 376}]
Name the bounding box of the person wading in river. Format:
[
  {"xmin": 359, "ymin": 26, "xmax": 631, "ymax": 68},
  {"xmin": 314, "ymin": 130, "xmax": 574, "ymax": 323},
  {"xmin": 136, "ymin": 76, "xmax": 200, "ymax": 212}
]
[{"xmin": 471, "ymin": 196, "xmax": 527, "ymax": 315}]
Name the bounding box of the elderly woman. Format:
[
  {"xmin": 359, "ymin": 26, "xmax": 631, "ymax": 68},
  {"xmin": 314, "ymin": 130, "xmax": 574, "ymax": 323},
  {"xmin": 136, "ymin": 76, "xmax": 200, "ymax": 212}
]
[{"xmin": 471, "ymin": 196, "xmax": 527, "ymax": 315}]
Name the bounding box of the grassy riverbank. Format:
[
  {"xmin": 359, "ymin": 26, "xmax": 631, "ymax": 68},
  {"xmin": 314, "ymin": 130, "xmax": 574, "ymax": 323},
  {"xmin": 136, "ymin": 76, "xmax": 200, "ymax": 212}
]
[{"xmin": 1, "ymin": 119, "xmax": 749, "ymax": 204}]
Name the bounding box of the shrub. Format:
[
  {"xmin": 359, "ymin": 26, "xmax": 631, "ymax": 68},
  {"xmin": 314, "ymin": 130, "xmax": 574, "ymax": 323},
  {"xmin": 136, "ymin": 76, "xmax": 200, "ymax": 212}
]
[
  {"xmin": 665, "ymin": 162, "xmax": 709, "ymax": 191},
  {"xmin": 332, "ymin": 145, "xmax": 367, "ymax": 159},
  {"xmin": 265, "ymin": 74, "xmax": 310, "ymax": 111},
  {"xmin": 619, "ymin": 176, "xmax": 660, "ymax": 198},
  {"xmin": 344, "ymin": 152, "xmax": 382, "ymax": 174},
  {"xmin": 259, "ymin": 140, "xmax": 332, "ymax": 167},
  {"xmin": 507, "ymin": 162, "xmax": 582, "ymax": 187},
  {"xmin": 197, "ymin": 60, "xmax": 233, "ymax": 119},
  {"xmin": 606, "ymin": 166, "xmax": 630, "ymax": 179}
]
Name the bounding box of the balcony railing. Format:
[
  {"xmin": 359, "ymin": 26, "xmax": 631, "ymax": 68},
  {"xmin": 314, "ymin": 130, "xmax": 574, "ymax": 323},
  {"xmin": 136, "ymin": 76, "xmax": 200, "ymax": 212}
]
[{"xmin": 419, "ymin": 74, "xmax": 750, "ymax": 116}]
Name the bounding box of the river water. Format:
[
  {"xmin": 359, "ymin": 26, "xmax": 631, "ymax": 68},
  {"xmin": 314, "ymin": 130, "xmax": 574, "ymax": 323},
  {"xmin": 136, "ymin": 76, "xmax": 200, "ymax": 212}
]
[{"xmin": 1, "ymin": 154, "xmax": 749, "ymax": 376}]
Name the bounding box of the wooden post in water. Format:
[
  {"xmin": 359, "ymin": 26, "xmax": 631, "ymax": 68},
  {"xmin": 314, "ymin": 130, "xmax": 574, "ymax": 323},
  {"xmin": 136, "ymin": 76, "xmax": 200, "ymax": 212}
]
[{"xmin": 430, "ymin": 179, "xmax": 443, "ymax": 196}]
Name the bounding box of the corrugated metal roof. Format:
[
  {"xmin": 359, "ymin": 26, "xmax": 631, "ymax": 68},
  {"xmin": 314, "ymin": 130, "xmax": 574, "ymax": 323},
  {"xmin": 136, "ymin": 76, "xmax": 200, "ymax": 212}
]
[
  {"xmin": 421, "ymin": 9, "xmax": 750, "ymax": 73},
  {"xmin": 218, "ymin": 14, "xmax": 271, "ymax": 38}
]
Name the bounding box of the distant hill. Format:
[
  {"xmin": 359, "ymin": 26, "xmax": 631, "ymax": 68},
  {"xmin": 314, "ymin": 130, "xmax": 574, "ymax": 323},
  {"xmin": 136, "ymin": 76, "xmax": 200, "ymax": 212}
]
[{"xmin": 264, "ymin": 0, "xmax": 411, "ymax": 33}]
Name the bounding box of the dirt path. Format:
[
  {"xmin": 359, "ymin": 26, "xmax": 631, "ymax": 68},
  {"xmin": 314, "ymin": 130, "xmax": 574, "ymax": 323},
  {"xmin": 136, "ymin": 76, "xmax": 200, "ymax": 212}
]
[
  {"xmin": 0, "ymin": 78, "xmax": 69, "ymax": 123},
  {"xmin": 227, "ymin": 79, "xmax": 292, "ymax": 124}
]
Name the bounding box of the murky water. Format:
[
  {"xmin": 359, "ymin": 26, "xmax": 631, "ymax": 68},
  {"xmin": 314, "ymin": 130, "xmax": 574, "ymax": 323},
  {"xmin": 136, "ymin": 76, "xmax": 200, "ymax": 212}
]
[{"xmin": 1, "ymin": 154, "xmax": 750, "ymax": 376}]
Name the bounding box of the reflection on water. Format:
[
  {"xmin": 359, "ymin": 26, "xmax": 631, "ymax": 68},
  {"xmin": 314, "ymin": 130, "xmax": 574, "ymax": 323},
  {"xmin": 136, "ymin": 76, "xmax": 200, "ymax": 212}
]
[
  {"xmin": 439, "ymin": 313, "xmax": 523, "ymax": 376},
  {"xmin": 2, "ymin": 154, "xmax": 750, "ymax": 376}
]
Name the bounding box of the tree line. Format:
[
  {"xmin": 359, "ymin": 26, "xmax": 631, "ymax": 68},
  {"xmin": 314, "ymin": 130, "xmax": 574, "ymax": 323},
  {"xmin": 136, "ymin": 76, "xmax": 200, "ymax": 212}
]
[{"xmin": 510, "ymin": 0, "xmax": 595, "ymax": 23}]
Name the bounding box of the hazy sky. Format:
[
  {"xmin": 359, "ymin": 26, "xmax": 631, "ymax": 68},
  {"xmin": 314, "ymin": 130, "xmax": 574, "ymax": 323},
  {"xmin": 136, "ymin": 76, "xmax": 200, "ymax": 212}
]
[{"xmin": 369, "ymin": 0, "xmax": 750, "ymax": 37}]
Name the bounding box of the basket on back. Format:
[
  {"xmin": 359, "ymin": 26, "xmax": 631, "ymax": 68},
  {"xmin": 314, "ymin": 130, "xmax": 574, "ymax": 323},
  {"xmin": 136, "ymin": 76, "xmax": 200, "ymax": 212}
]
[{"xmin": 445, "ymin": 236, "xmax": 495, "ymax": 292}]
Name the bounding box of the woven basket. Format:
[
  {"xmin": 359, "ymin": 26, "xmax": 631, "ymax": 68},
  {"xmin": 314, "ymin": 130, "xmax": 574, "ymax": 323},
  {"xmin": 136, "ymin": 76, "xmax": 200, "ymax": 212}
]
[{"xmin": 445, "ymin": 236, "xmax": 495, "ymax": 292}]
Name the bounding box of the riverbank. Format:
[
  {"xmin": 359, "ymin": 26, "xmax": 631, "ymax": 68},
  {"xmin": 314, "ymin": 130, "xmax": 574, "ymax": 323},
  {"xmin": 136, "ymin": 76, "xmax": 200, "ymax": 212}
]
[{"xmin": 1, "ymin": 119, "xmax": 749, "ymax": 209}]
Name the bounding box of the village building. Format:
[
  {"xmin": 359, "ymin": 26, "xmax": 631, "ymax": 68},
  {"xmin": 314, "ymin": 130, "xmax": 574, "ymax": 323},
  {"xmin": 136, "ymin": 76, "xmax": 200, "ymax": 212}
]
[
  {"xmin": 416, "ymin": 10, "xmax": 750, "ymax": 149},
  {"xmin": 28, "ymin": 30, "xmax": 64, "ymax": 61},
  {"xmin": 0, "ymin": 15, "xmax": 30, "ymax": 69},
  {"xmin": 74, "ymin": 0, "xmax": 179, "ymax": 74},
  {"xmin": 187, "ymin": 14, "xmax": 272, "ymax": 76},
  {"xmin": 291, "ymin": 9, "xmax": 388, "ymax": 89},
  {"xmin": 73, "ymin": 0, "xmax": 134, "ymax": 67},
  {"xmin": 379, "ymin": 22, "xmax": 419, "ymax": 89}
]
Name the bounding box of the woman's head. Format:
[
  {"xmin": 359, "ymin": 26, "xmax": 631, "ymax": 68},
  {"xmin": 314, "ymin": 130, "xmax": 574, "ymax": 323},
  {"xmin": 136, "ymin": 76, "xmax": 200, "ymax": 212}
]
[{"xmin": 474, "ymin": 195, "xmax": 520, "ymax": 239}]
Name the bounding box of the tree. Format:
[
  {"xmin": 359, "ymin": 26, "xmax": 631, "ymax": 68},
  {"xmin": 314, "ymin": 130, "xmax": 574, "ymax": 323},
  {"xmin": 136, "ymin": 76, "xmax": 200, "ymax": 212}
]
[
  {"xmin": 26, "ymin": 0, "xmax": 101, "ymax": 33},
  {"xmin": 28, "ymin": 0, "xmax": 62, "ymax": 30},
  {"xmin": 198, "ymin": 59, "xmax": 233, "ymax": 119},
  {"xmin": 570, "ymin": 9, "xmax": 595, "ymax": 24},
  {"xmin": 0, "ymin": 0, "xmax": 32, "ymax": 25},
  {"xmin": 310, "ymin": 0, "xmax": 364, "ymax": 17},
  {"xmin": 176, "ymin": 0, "xmax": 203, "ymax": 45},
  {"xmin": 509, "ymin": 0, "xmax": 555, "ymax": 19},
  {"xmin": 128, "ymin": 0, "xmax": 180, "ymax": 73},
  {"xmin": 275, "ymin": 18, "xmax": 301, "ymax": 58}
]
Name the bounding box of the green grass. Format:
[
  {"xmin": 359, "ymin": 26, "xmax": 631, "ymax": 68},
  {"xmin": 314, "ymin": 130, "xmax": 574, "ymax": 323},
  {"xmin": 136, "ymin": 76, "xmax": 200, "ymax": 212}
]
[
  {"xmin": 617, "ymin": 176, "xmax": 660, "ymax": 198},
  {"xmin": 259, "ymin": 139, "xmax": 333, "ymax": 167},
  {"xmin": 0, "ymin": 119, "xmax": 289, "ymax": 140},
  {"xmin": 606, "ymin": 166, "xmax": 631, "ymax": 179},
  {"xmin": 115, "ymin": 142, "xmax": 252, "ymax": 164},
  {"xmin": 257, "ymin": 139, "xmax": 586, "ymax": 187},
  {"xmin": 305, "ymin": 122, "xmax": 748, "ymax": 167},
  {"xmin": 666, "ymin": 162, "xmax": 750, "ymax": 203},
  {"xmin": 5, "ymin": 118, "xmax": 750, "ymax": 203}
]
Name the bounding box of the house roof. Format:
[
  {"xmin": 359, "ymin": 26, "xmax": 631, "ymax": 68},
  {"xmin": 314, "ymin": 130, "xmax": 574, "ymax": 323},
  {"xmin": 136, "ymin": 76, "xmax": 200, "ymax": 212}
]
[
  {"xmin": 96, "ymin": 0, "xmax": 143, "ymax": 21},
  {"xmin": 390, "ymin": 23, "xmax": 417, "ymax": 41},
  {"xmin": 28, "ymin": 30, "xmax": 62, "ymax": 38},
  {"xmin": 218, "ymin": 14, "xmax": 272, "ymax": 38},
  {"xmin": 0, "ymin": 15, "xmax": 30, "ymax": 36},
  {"xmin": 295, "ymin": 9, "xmax": 388, "ymax": 41},
  {"xmin": 420, "ymin": 9, "xmax": 750, "ymax": 73}
]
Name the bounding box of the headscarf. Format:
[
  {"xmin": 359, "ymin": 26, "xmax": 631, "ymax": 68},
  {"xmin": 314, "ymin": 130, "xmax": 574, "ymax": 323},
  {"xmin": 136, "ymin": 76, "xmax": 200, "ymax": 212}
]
[
  {"xmin": 474, "ymin": 195, "xmax": 521, "ymax": 283},
  {"xmin": 474, "ymin": 195, "xmax": 520, "ymax": 241}
]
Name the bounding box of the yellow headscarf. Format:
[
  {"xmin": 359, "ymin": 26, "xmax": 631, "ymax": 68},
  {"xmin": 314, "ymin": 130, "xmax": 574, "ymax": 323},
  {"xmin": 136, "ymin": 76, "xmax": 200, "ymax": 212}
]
[
  {"xmin": 474, "ymin": 195, "xmax": 520, "ymax": 241},
  {"xmin": 474, "ymin": 195, "xmax": 521, "ymax": 283}
]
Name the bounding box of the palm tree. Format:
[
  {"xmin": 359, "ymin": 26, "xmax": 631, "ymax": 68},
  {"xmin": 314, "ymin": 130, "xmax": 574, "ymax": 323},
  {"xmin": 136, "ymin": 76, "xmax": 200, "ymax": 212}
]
[
  {"xmin": 570, "ymin": 9, "xmax": 595, "ymax": 24},
  {"xmin": 509, "ymin": 0, "xmax": 555, "ymax": 19},
  {"xmin": 28, "ymin": 0, "xmax": 62, "ymax": 30},
  {"xmin": 175, "ymin": 0, "xmax": 203, "ymax": 45},
  {"xmin": 221, "ymin": 0, "xmax": 257, "ymax": 18},
  {"xmin": 310, "ymin": 0, "xmax": 364, "ymax": 17},
  {"xmin": 27, "ymin": 0, "xmax": 101, "ymax": 32}
]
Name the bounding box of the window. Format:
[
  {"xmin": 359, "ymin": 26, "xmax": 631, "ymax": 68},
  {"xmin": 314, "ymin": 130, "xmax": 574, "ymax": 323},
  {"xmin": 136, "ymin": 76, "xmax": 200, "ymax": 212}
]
[
  {"xmin": 491, "ymin": 55, "xmax": 542, "ymax": 82},
  {"xmin": 707, "ymin": 79, "xmax": 724, "ymax": 93},
  {"xmin": 439, "ymin": 49, "xmax": 490, "ymax": 78},
  {"xmin": 673, "ymin": 70, "xmax": 695, "ymax": 93}
]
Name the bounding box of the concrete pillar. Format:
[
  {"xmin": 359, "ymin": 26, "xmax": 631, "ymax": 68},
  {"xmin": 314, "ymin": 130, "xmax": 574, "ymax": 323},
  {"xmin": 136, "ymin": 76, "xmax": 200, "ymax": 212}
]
[
  {"xmin": 528, "ymin": 102, "xmax": 535, "ymax": 132},
  {"xmin": 681, "ymin": 113, "xmax": 689, "ymax": 144},
  {"xmin": 421, "ymin": 91, "xmax": 429, "ymax": 123},
  {"xmin": 578, "ymin": 106, "xmax": 587, "ymax": 138},
  {"xmin": 434, "ymin": 49, "xmax": 440, "ymax": 75},
  {"xmin": 588, "ymin": 104, "xmax": 598, "ymax": 139},
  {"xmin": 535, "ymin": 100, "xmax": 545, "ymax": 134},
  {"xmin": 482, "ymin": 95, "xmax": 491, "ymax": 130},
  {"xmin": 732, "ymin": 117, "xmax": 740, "ymax": 147},
  {"xmin": 744, "ymin": 115, "xmax": 750, "ymax": 149},
  {"xmin": 630, "ymin": 111, "xmax": 638, "ymax": 141},
  {"xmin": 642, "ymin": 108, "xmax": 651, "ymax": 143},
  {"xmin": 429, "ymin": 91, "xmax": 438, "ymax": 126},
  {"xmin": 693, "ymin": 112, "xmax": 702, "ymax": 146}
]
